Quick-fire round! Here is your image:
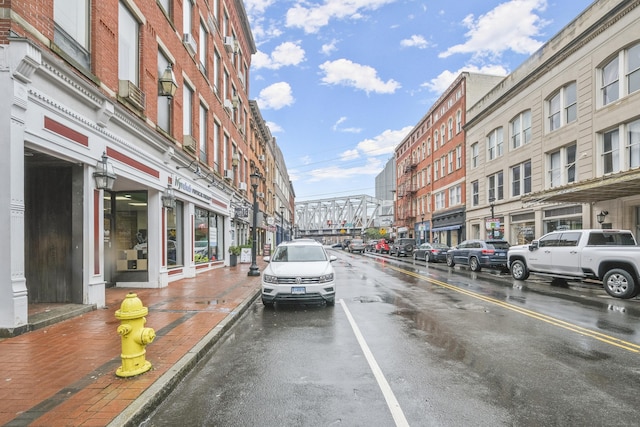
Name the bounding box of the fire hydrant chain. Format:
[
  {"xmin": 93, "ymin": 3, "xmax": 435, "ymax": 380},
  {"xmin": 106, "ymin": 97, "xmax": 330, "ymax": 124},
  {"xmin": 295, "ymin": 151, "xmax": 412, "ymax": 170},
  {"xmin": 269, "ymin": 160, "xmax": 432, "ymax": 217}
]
[{"xmin": 114, "ymin": 293, "xmax": 155, "ymax": 378}]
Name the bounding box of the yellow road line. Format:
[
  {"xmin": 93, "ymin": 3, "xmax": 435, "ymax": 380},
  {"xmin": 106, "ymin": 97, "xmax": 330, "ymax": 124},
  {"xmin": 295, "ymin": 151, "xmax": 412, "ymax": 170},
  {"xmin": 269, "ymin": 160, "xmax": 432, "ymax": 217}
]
[{"xmin": 385, "ymin": 264, "xmax": 640, "ymax": 354}]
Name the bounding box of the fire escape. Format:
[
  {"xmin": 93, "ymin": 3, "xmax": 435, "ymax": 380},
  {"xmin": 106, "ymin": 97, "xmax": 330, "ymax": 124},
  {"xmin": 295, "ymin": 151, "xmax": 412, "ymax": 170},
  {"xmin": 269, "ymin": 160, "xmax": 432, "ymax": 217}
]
[{"xmin": 397, "ymin": 158, "xmax": 418, "ymax": 235}]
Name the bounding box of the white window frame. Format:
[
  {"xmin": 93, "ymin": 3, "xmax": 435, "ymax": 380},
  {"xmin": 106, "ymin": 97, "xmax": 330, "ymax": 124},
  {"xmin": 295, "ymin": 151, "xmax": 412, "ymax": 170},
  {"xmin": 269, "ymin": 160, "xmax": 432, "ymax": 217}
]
[
  {"xmin": 547, "ymin": 143, "xmax": 577, "ymax": 188},
  {"xmin": 488, "ymin": 171, "xmax": 504, "ymax": 202},
  {"xmin": 510, "ymin": 110, "xmax": 531, "ymax": 149},
  {"xmin": 471, "ymin": 180, "xmax": 479, "ymax": 207},
  {"xmin": 118, "ymin": 2, "xmax": 140, "ymax": 84},
  {"xmin": 547, "ymin": 82, "xmax": 577, "ymax": 131},
  {"xmin": 471, "ymin": 142, "xmax": 479, "ymax": 168},
  {"xmin": 487, "ymin": 128, "xmax": 503, "ymax": 160},
  {"xmin": 511, "ymin": 160, "xmax": 532, "ymax": 197},
  {"xmin": 183, "ymin": 83, "xmax": 193, "ymax": 137}
]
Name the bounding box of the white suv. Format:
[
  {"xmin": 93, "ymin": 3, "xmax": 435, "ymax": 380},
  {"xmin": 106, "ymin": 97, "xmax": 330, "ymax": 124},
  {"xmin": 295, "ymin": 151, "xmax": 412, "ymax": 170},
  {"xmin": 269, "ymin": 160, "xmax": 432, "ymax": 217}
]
[{"xmin": 261, "ymin": 240, "xmax": 337, "ymax": 307}]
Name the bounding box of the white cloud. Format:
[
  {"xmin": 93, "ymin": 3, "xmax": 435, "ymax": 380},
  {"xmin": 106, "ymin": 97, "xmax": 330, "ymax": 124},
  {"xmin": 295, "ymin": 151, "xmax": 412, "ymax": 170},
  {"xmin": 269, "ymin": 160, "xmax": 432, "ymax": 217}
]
[
  {"xmin": 340, "ymin": 149, "xmax": 360, "ymax": 161},
  {"xmin": 400, "ymin": 35, "xmax": 430, "ymax": 49},
  {"xmin": 319, "ymin": 59, "xmax": 401, "ymax": 94},
  {"xmin": 256, "ymin": 82, "xmax": 295, "ymax": 110},
  {"xmin": 244, "ymin": 0, "xmax": 277, "ymax": 15},
  {"xmin": 332, "ymin": 116, "xmax": 362, "ymax": 133},
  {"xmin": 356, "ymin": 126, "xmax": 413, "ymax": 157},
  {"xmin": 266, "ymin": 121, "xmax": 283, "ymax": 133},
  {"xmin": 307, "ymin": 157, "xmax": 383, "ymax": 182},
  {"xmin": 321, "ymin": 39, "xmax": 339, "ymax": 55},
  {"xmin": 300, "ymin": 126, "xmax": 411, "ymax": 183},
  {"xmin": 440, "ymin": 0, "xmax": 549, "ymax": 59},
  {"xmin": 286, "ymin": 0, "xmax": 397, "ymax": 34},
  {"xmin": 252, "ymin": 42, "xmax": 306, "ymax": 69},
  {"xmin": 422, "ymin": 65, "xmax": 509, "ymax": 95}
]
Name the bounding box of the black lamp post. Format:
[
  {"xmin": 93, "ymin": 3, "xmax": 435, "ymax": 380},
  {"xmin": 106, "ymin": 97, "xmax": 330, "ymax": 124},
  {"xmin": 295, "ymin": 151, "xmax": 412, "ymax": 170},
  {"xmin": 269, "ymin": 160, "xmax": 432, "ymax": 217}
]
[
  {"xmin": 279, "ymin": 206, "xmax": 284, "ymax": 244},
  {"xmin": 489, "ymin": 197, "xmax": 496, "ymax": 238},
  {"xmin": 248, "ymin": 171, "xmax": 261, "ymax": 277},
  {"xmin": 421, "ymin": 215, "xmax": 425, "ymax": 244}
]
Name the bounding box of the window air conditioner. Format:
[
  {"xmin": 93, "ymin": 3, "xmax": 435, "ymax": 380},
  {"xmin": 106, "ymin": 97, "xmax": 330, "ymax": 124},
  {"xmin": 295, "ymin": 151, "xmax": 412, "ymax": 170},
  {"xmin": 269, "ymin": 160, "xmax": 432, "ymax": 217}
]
[
  {"xmin": 223, "ymin": 99, "xmax": 234, "ymax": 112},
  {"xmin": 223, "ymin": 36, "xmax": 235, "ymax": 53},
  {"xmin": 224, "ymin": 169, "xmax": 234, "ymax": 180},
  {"xmin": 183, "ymin": 33, "xmax": 197, "ymax": 55},
  {"xmin": 183, "ymin": 135, "xmax": 197, "ymax": 152},
  {"xmin": 257, "ymin": 192, "xmax": 265, "ymax": 199},
  {"xmin": 118, "ymin": 80, "xmax": 146, "ymax": 110},
  {"xmin": 258, "ymin": 155, "xmax": 265, "ymax": 162},
  {"xmin": 238, "ymin": 182, "xmax": 247, "ymax": 191}
]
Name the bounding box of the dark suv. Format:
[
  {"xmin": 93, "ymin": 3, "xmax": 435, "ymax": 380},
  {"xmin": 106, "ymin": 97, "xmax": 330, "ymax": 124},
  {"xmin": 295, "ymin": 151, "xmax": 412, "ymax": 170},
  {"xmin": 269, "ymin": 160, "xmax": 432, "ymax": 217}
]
[
  {"xmin": 446, "ymin": 239, "xmax": 510, "ymax": 272},
  {"xmin": 390, "ymin": 238, "xmax": 416, "ymax": 257}
]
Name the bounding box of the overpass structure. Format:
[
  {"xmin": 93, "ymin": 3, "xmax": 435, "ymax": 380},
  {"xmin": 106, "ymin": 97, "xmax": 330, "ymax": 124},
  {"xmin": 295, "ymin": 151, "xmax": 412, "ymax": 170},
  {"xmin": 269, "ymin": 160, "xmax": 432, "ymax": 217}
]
[{"xmin": 295, "ymin": 195, "xmax": 393, "ymax": 241}]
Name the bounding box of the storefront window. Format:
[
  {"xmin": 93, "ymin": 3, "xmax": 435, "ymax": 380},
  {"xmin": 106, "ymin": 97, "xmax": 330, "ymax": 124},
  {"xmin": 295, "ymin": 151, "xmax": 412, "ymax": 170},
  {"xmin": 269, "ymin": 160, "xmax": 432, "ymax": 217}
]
[
  {"xmin": 511, "ymin": 223, "xmax": 535, "ymax": 245},
  {"xmin": 194, "ymin": 207, "xmax": 223, "ymax": 263},
  {"xmin": 115, "ymin": 191, "xmax": 148, "ymax": 272},
  {"xmin": 167, "ymin": 201, "xmax": 183, "ymax": 267},
  {"xmin": 544, "ymin": 219, "xmax": 582, "ymax": 233}
]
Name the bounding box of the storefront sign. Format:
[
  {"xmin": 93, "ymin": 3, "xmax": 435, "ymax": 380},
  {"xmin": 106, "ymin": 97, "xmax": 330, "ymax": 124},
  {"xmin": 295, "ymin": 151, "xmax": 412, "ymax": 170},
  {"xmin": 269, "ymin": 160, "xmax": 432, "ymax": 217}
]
[
  {"xmin": 235, "ymin": 207, "xmax": 249, "ymax": 218},
  {"xmin": 174, "ymin": 176, "xmax": 227, "ymax": 209}
]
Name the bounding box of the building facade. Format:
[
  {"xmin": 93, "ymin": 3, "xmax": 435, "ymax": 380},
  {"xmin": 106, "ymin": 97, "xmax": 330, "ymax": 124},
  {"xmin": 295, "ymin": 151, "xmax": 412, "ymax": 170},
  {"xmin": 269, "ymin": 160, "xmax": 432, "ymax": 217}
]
[
  {"xmin": 394, "ymin": 73, "xmax": 503, "ymax": 246},
  {"xmin": 0, "ymin": 0, "xmax": 292, "ymax": 336},
  {"xmin": 465, "ymin": 0, "xmax": 640, "ymax": 244}
]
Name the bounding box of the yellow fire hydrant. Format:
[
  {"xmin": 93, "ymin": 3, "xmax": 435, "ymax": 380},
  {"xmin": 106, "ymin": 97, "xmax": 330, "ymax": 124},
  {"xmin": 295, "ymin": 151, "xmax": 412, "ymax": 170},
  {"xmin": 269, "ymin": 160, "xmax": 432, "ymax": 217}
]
[{"xmin": 115, "ymin": 293, "xmax": 156, "ymax": 378}]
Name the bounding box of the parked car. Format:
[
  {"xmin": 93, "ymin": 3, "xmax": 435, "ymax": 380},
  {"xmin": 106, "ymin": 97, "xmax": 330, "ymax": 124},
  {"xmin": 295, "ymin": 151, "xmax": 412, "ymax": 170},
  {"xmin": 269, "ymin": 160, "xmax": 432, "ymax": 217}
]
[
  {"xmin": 390, "ymin": 238, "xmax": 416, "ymax": 257},
  {"xmin": 375, "ymin": 238, "xmax": 390, "ymax": 254},
  {"xmin": 365, "ymin": 240, "xmax": 378, "ymax": 252},
  {"xmin": 413, "ymin": 242, "xmax": 450, "ymax": 262},
  {"xmin": 261, "ymin": 240, "xmax": 337, "ymax": 307},
  {"xmin": 446, "ymin": 239, "xmax": 510, "ymax": 272},
  {"xmin": 341, "ymin": 239, "xmax": 351, "ymax": 250},
  {"xmin": 348, "ymin": 238, "xmax": 366, "ymax": 253},
  {"xmin": 507, "ymin": 229, "xmax": 640, "ymax": 299}
]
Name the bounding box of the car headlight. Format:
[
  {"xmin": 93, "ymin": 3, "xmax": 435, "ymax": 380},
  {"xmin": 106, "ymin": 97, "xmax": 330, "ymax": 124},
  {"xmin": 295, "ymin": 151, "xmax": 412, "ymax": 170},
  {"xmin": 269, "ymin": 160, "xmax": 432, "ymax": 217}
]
[
  {"xmin": 319, "ymin": 273, "xmax": 334, "ymax": 283},
  {"xmin": 263, "ymin": 274, "xmax": 278, "ymax": 284}
]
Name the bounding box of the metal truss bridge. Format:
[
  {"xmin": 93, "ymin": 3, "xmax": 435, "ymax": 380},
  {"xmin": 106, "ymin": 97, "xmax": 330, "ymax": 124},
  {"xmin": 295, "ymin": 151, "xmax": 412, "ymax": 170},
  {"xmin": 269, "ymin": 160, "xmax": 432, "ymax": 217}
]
[{"xmin": 295, "ymin": 195, "xmax": 393, "ymax": 239}]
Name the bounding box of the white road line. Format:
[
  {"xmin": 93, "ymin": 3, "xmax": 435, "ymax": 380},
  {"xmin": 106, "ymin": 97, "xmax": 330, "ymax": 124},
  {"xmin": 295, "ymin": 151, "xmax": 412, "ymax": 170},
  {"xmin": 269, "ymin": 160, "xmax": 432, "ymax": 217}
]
[{"xmin": 339, "ymin": 299, "xmax": 410, "ymax": 427}]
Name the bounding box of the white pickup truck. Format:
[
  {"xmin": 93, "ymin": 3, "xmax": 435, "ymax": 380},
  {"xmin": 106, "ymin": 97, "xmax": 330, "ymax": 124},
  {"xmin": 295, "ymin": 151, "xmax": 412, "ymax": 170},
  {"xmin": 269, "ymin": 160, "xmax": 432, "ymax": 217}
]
[{"xmin": 507, "ymin": 229, "xmax": 640, "ymax": 299}]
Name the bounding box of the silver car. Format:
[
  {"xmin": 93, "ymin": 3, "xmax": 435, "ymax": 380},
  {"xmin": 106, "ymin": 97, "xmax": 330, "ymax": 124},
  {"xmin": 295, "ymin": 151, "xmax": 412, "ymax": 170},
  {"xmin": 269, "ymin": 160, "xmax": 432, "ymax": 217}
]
[{"xmin": 347, "ymin": 238, "xmax": 366, "ymax": 253}]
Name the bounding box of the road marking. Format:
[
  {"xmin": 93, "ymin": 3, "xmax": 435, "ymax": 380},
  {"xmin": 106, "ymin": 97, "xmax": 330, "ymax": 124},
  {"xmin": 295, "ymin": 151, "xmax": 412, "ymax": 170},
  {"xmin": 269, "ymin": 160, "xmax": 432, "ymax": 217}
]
[
  {"xmin": 385, "ymin": 264, "xmax": 640, "ymax": 354},
  {"xmin": 339, "ymin": 299, "xmax": 410, "ymax": 427}
]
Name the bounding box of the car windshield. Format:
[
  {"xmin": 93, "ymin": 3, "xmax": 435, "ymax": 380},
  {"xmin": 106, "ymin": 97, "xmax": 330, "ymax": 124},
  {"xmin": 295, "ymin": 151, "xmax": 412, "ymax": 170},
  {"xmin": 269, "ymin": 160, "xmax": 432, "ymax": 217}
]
[
  {"xmin": 271, "ymin": 245, "xmax": 328, "ymax": 262},
  {"xmin": 432, "ymin": 243, "xmax": 448, "ymax": 249}
]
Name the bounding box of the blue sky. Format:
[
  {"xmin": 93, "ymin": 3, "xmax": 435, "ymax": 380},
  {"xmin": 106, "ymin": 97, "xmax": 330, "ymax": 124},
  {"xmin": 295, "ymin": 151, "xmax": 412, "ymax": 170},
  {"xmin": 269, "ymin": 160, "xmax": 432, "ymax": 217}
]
[{"xmin": 245, "ymin": 0, "xmax": 594, "ymax": 201}]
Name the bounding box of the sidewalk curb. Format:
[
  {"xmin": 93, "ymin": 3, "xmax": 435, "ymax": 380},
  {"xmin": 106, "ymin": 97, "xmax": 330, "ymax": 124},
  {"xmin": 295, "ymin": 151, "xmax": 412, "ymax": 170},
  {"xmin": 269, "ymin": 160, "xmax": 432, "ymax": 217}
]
[{"xmin": 108, "ymin": 288, "xmax": 261, "ymax": 427}]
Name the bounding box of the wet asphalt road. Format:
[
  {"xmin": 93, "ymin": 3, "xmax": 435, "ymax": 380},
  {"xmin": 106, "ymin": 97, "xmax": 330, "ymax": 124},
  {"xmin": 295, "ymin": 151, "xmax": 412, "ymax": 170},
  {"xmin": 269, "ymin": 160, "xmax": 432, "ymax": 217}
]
[{"xmin": 145, "ymin": 248, "xmax": 640, "ymax": 426}]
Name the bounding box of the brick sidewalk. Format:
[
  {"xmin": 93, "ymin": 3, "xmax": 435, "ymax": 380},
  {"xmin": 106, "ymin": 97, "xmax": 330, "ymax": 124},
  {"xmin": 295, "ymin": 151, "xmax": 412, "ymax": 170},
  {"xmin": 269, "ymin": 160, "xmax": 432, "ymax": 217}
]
[{"xmin": 0, "ymin": 264, "xmax": 262, "ymax": 426}]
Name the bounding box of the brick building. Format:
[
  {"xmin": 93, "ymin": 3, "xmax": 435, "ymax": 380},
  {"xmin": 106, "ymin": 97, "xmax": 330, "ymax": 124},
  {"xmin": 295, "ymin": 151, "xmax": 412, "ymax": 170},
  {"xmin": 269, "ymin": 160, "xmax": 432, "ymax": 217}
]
[
  {"xmin": 0, "ymin": 0, "xmax": 287, "ymax": 335},
  {"xmin": 394, "ymin": 73, "xmax": 502, "ymax": 246}
]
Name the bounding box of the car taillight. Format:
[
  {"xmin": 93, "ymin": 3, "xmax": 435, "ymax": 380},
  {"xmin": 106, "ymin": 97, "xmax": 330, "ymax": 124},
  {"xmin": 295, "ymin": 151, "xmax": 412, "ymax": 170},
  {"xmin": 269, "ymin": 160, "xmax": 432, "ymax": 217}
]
[{"xmin": 481, "ymin": 249, "xmax": 495, "ymax": 255}]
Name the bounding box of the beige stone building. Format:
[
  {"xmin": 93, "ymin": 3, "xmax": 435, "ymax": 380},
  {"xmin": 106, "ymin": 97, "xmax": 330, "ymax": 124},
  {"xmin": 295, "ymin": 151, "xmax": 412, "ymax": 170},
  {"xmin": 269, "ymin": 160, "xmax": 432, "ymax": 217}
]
[{"xmin": 465, "ymin": 0, "xmax": 640, "ymax": 244}]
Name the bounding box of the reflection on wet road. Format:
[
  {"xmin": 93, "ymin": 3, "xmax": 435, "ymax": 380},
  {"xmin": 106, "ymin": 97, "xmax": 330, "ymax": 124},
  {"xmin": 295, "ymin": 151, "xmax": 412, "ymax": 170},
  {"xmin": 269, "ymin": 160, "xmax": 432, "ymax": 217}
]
[{"xmin": 384, "ymin": 262, "xmax": 640, "ymax": 353}]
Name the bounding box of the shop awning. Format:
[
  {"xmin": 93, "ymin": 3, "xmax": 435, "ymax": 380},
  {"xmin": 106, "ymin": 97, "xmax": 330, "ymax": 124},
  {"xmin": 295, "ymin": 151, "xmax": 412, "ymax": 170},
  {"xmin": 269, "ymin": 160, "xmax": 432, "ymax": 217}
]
[{"xmin": 521, "ymin": 169, "xmax": 640, "ymax": 205}]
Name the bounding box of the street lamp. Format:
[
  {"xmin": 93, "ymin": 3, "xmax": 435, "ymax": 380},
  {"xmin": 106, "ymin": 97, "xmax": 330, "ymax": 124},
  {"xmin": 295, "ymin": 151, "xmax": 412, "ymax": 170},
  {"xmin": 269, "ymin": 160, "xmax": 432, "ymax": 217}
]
[
  {"xmin": 248, "ymin": 170, "xmax": 261, "ymax": 277},
  {"xmin": 596, "ymin": 210, "xmax": 608, "ymax": 226},
  {"xmin": 421, "ymin": 215, "xmax": 425, "ymax": 244},
  {"xmin": 93, "ymin": 152, "xmax": 116, "ymax": 190},
  {"xmin": 489, "ymin": 197, "xmax": 496, "ymax": 238},
  {"xmin": 279, "ymin": 206, "xmax": 285, "ymax": 243}
]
